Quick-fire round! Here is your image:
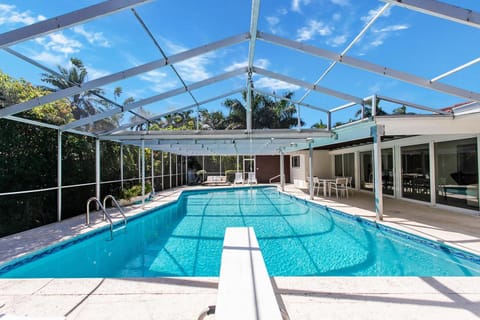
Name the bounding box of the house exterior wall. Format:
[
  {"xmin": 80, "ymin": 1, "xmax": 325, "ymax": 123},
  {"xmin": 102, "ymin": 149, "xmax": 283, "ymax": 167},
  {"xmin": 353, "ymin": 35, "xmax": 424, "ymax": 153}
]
[
  {"xmin": 289, "ymin": 150, "xmax": 332, "ymax": 187},
  {"xmin": 256, "ymin": 155, "xmax": 290, "ymax": 183}
]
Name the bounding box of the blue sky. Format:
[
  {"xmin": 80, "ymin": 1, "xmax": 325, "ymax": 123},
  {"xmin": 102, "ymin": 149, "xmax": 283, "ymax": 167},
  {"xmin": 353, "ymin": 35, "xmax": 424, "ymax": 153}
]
[{"xmin": 1, "ymin": 0, "xmax": 480, "ymax": 129}]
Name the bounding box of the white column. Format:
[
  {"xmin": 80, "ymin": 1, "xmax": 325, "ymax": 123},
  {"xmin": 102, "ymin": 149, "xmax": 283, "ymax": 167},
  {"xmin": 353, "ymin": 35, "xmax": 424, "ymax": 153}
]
[
  {"xmin": 219, "ymin": 156, "xmax": 222, "ymax": 175},
  {"xmin": 57, "ymin": 131, "xmax": 62, "ymax": 222},
  {"xmin": 429, "ymin": 141, "xmax": 436, "ymax": 206},
  {"xmin": 176, "ymin": 154, "xmax": 178, "ymax": 186},
  {"xmin": 151, "ymin": 149, "xmax": 155, "ymax": 193},
  {"xmin": 95, "ymin": 138, "xmax": 101, "ymax": 209},
  {"xmin": 169, "ymin": 152, "xmax": 172, "ymax": 188},
  {"xmin": 236, "ymin": 155, "xmax": 240, "ymax": 172},
  {"xmin": 161, "ymin": 151, "xmax": 164, "ymax": 191},
  {"xmin": 372, "ymin": 125, "xmax": 384, "ymax": 220},
  {"xmin": 202, "ymin": 155, "xmax": 205, "ymax": 180},
  {"xmin": 354, "ymin": 151, "xmax": 360, "ymax": 191},
  {"xmin": 141, "ymin": 140, "xmax": 145, "ymax": 207},
  {"xmin": 477, "ymin": 135, "xmax": 480, "ymax": 211},
  {"xmin": 394, "ymin": 145, "xmax": 402, "ymax": 199},
  {"xmin": 185, "ymin": 155, "xmax": 188, "ymax": 185},
  {"xmin": 308, "ymin": 142, "xmax": 314, "ymax": 200},
  {"xmin": 180, "ymin": 155, "xmax": 183, "ymax": 185},
  {"xmin": 120, "ymin": 144, "xmax": 124, "ymax": 190},
  {"xmin": 280, "ymin": 150, "xmax": 285, "ymax": 191},
  {"xmin": 138, "ymin": 146, "xmax": 141, "ymax": 183}
]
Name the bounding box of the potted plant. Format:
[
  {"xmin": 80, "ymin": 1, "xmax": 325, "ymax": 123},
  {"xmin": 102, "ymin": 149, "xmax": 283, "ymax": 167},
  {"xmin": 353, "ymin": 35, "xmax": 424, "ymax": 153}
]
[{"xmin": 119, "ymin": 183, "xmax": 153, "ymax": 206}]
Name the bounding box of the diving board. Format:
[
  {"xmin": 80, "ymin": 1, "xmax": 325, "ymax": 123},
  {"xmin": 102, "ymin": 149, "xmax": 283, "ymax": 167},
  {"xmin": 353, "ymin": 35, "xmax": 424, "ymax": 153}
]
[{"xmin": 215, "ymin": 227, "xmax": 283, "ymax": 320}]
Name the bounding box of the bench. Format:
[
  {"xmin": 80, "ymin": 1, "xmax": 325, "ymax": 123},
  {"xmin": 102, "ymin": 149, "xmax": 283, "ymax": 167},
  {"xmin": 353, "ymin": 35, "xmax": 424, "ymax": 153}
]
[
  {"xmin": 203, "ymin": 175, "xmax": 228, "ymax": 185},
  {"xmin": 215, "ymin": 227, "xmax": 283, "ymax": 320}
]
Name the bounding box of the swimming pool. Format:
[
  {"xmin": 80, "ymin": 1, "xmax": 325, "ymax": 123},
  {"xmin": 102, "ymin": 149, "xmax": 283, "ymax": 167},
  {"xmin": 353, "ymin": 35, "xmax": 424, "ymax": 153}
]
[{"xmin": 1, "ymin": 186, "xmax": 480, "ymax": 277}]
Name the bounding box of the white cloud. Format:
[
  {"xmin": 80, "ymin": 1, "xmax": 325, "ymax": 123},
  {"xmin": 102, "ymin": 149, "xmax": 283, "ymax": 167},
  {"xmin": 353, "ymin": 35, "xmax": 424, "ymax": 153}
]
[
  {"xmin": 377, "ymin": 24, "xmax": 409, "ymax": 32},
  {"xmin": 296, "ymin": 20, "xmax": 333, "ymax": 42},
  {"xmin": 327, "ymin": 35, "xmax": 348, "ymax": 47},
  {"xmin": 332, "ymin": 13, "xmax": 342, "ymax": 21},
  {"xmin": 36, "ymin": 32, "xmax": 82, "ymax": 55},
  {"xmin": 361, "ymin": 5, "xmax": 391, "ymax": 24},
  {"xmin": 0, "ymin": 4, "xmax": 45, "ymax": 26},
  {"xmin": 266, "ymin": 16, "xmax": 279, "ymax": 26},
  {"xmin": 224, "ymin": 58, "xmax": 270, "ymax": 72},
  {"xmin": 140, "ymin": 70, "xmax": 178, "ymax": 93},
  {"xmin": 291, "ymin": 0, "xmax": 311, "ymax": 13},
  {"xmin": 73, "ymin": 25, "xmax": 111, "ymax": 48},
  {"xmin": 255, "ymin": 77, "xmax": 300, "ymax": 91},
  {"xmin": 31, "ymin": 51, "xmax": 66, "ymax": 66},
  {"xmin": 330, "ymin": 0, "xmax": 350, "ymax": 6},
  {"xmin": 163, "ymin": 39, "xmax": 213, "ymax": 82}
]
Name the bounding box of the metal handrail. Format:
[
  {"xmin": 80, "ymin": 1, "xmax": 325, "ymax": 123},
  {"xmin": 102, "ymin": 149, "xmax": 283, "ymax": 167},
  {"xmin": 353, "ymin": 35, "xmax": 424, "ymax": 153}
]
[
  {"xmin": 269, "ymin": 174, "xmax": 281, "ymax": 183},
  {"xmin": 86, "ymin": 197, "xmax": 114, "ymax": 238},
  {"xmin": 103, "ymin": 195, "xmax": 127, "ymax": 227}
]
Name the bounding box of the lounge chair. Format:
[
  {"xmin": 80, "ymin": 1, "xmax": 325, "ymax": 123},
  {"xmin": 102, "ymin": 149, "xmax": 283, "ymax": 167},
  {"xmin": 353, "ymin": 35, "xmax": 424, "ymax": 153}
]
[
  {"xmin": 233, "ymin": 172, "xmax": 244, "ymax": 185},
  {"xmin": 204, "ymin": 175, "xmax": 228, "ymax": 185},
  {"xmin": 247, "ymin": 172, "xmax": 257, "ymax": 184}
]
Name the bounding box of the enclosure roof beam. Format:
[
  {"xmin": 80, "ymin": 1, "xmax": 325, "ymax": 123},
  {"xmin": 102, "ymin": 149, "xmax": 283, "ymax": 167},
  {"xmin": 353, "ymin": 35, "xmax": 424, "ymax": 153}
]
[
  {"xmin": 104, "ymin": 88, "xmax": 243, "ymax": 134},
  {"xmin": 257, "ymin": 31, "xmax": 480, "ymax": 102},
  {"xmin": 431, "ymin": 57, "xmax": 480, "ymax": 82},
  {"xmin": 382, "ymin": 0, "xmax": 480, "ymax": 29},
  {"xmin": 253, "ymin": 67, "xmax": 364, "ymax": 104},
  {"xmin": 376, "ymin": 94, "xmax": 450, "ymax": 115},
  {"xmin": 247, "ymin": 0, "xmax": 261, "ymax": 71},
  {"xmin": 0, "ymin": 0, "xmax": 152, "ymax": 48},
  {"xmin": 61, "ymin": 68, "xmax": 247, "ymax": 130},
  {"xmin": 0, "ymin": 32, "xmax": 249, "ymax": 118}
]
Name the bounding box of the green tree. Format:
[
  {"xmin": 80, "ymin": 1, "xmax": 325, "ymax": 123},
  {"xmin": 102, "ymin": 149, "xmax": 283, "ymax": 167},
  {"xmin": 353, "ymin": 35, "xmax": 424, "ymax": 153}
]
[
  {"xmin": 222, "ymin": 91, "xmax": 303, "ymax": 129},
  {"xmin": 311, "ymin": 119, "xmax": 327, "ymax": 129}
]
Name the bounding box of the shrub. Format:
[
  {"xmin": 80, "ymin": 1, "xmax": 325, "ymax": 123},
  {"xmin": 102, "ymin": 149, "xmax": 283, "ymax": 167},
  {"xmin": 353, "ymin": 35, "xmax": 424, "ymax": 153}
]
[{"xmin": 120, "ymin": 183, "xmax": 152, "ymax": 200}]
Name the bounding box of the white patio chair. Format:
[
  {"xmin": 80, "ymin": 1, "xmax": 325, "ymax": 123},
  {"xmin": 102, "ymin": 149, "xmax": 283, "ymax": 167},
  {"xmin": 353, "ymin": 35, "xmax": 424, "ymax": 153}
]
[
  {"xmin": 329, "ymin": 177, "xmax": 348, "ymax": 199},
  {"xmin": 233, "ymin": 172, "xmax": 244, "ymax": 184},
  {"xmin": 247, "ymin": 172, "xmax": 257, "ymax": 184}
]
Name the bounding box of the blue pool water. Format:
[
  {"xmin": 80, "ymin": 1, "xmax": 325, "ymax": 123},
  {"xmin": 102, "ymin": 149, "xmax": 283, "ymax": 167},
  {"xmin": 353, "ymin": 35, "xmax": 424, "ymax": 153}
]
[{"xmin": 1, "ymin": 186, "xmax": 480, "ymax": 277}]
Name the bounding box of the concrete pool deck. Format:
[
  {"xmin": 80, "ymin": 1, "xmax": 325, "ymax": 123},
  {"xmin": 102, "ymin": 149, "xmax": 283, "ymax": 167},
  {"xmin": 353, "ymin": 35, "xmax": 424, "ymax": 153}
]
[{"xmin": 0, "ymin": 184, "xmax": 479, "ymax": 319}]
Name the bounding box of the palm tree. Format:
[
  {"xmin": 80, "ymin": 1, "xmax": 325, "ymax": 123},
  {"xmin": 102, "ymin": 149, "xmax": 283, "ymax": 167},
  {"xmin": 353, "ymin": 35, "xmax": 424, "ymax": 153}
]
[
  {"xmin": 199, "ymin": 109, "xmax": 226, "ymax": 130},
  {"xmin": 41, "ymin": 58, "xmax": 104, "ymax": 120},
  {"xmin": 223, "ymin": 91, "xmax": 303, "ymax": 129},
  {"xmin": 311, "ymin": 119, "xmax": 327, "ymax": 129},
  {"xmin": 355, "ymin": 97, "xmax": 388, "ymax": 119}
]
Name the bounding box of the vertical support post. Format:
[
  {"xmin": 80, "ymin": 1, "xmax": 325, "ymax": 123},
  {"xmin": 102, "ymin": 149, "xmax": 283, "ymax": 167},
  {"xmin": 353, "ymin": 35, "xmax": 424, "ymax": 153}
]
[
  {"xmin": 280, "ymin": 150, "xmax": 285, "ymax": 192},
  {"xmin": 120, "ymin": 144, "xmax": 124, "ymax": 190},
  {"xmin": 180, "ymin": 155, "xmax": 183, "ymax": 185},
  {"xmin": 138, "ymin": 146, "xmax": 141, "ymax": 183},
  {"xmin": 185, "ymin": 155, "xmax": 188, "ymax": 185},
  {"xmin": 161, "ymin": 151, "xmax": 164, "ymax": 191},
  {"xmin": 151, "ymin": 149, "xmax": 155, "ymax": 193},
  {"xmin": 372, "ymin": 95, "xmax": 377, "ymax": 118},
  {"xmin": 327, "ymin": 112, "xmax": 332, "ymax": 130},
  {"xmin": 308, "ymin": 141, "xmax": 314, "ymax": 200},
  {"xmin": 429, "ymin": 141, "xmax": 436, "ymax": 206},
  {"xmin": 202, "ymin": 155, "xmax": 205, "ymax": 181},
  {"xmin": 296, "ymin": 105, "xmax": 301, "ymax": 130},
  {"xmin": 246, "ymin": 74, "xmax": 253, "ymax": 133},
  {"xmin": 95, "ymin": 138, "xmax": 101, "ymax": 209},
  {"xmin": 394, "ymin": 145, "xmax": 402, "ymax": 199},
  {"xmin": 141, "ymin": 140, "xmax": 145, "ymax": 207},
  {"xmin": 176, "ymin": 154, "xmax": 178, "ymax": 186},
  {"xmin": 477, "ymin": 135, "xmax": 480, "ymax": 212},
  {"xmin": 236, "ymin": 155, "xmax": 240, "ymax": 172},
  {"xmin": 169, "ymin": 152, "xmax": 172, "ymax": 189},
  {"xmin": 57, "ymin": 131, "xmax": 62, "ymax": 222},
  {"xmin": 220, "ymin": 155, "xmax": 222, "ymax": 176},
  {"xmin": 354, "ymin": 151, "xmax": 360, "ymax": 191},
  {"xmin": 372, "ymin": 124, "xmax": 384, "ymax": 221}
]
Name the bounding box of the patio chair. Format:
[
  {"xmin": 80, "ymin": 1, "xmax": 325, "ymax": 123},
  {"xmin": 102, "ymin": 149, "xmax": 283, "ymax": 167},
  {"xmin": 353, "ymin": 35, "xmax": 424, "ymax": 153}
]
[
  {"xmin": 329, "ymin": 177, "xmax": 348, "ymax": 199},
  {"xmin": 313, "ymin": 177, "xmax": 323, "ymax": 196},
  {"xmin": 346, "ymin": 176, "xmax": 353, "ymax": 197},
  {"xmin": 233, "ymin": 172, "xmax": 244, "ymax": 185},
  {"xmin": 247, "ymin": 172, "xmax": 257, "ymax": 184}
]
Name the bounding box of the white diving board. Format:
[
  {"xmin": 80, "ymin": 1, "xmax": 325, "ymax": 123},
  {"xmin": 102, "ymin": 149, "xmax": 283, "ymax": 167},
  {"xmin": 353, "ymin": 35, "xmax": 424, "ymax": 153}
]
[{"xmin": 215, "ymin": 227, "xmax": 283, "ymax": 320}]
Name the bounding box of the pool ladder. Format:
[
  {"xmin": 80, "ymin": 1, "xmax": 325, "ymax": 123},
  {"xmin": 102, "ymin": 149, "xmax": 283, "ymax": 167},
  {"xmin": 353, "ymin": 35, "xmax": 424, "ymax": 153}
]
[{"xmin": 86, "ymin": 195, "xmax": 127, "ymax": 239}]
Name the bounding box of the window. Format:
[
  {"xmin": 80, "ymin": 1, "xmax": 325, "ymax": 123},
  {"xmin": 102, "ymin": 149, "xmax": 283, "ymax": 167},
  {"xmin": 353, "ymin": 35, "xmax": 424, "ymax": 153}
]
[
  {"xmin": 401, "ymin": 144, "xmax": 430, "ymax": 202},
  {"xmin": 292, "ymin": 155, "xmax": 301, "ymax": 168},
  {"xmin": 435, "ymin": 138, "xmax": 478, "ymax": 210}
]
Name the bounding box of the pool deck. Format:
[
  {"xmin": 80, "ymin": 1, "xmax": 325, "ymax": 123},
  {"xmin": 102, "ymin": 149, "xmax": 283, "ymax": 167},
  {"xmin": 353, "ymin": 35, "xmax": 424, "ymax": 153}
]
[{"xmin": 1, "ymin": 184, "xmax": 480, "ymax": 319}]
